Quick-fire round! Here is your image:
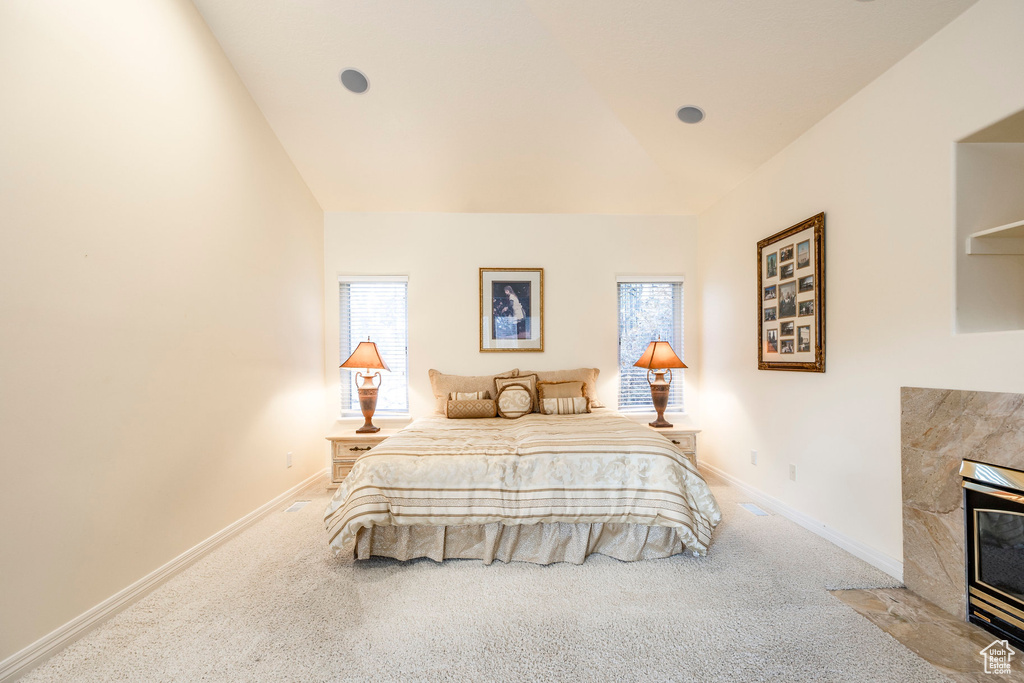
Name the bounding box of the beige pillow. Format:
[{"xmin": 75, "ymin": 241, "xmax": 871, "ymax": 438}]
[
  {"xmin": 540, "ymin": 397, "xmax": 589, "ymax": 415},
  {"xmin": 446, "ymin": 399, "xmax": 498, "ymax": 419},
  {"xmin": 428, "ymin": 369, "xmax": 518, "ymax": 414},
  {"xmin": 521, "ymin": 368, "xmax": 604, "ymax": 408},
  {"xmin": 496, "ymin": 385, "xmax": 533, "ymax": 419},
  {"xmin": 449, "ymin": 391, "xmax": 489, "ymax": 400},
  {"xmin": 537, "ymin": 381, "xmax": 586, "ymax": 401},
  {"xmin": 495, "ymin": 374, "xmax": 538, "ymax": 412}
]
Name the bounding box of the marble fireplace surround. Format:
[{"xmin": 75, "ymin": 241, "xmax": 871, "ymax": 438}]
[{"xmin": 902, "ymin": 386, "xmax": 1024, "ymax": 618}]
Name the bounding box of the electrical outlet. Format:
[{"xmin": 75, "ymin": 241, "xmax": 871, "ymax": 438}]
[
  {"xmin": 750, "ymin": 450, "xmax": 758, "ymax": 465},
  {"xmin": 789, "ymin": 463, "xmax": 797, "ymax": 481},
  {"xmin": 287, "ymin": 452, "xmax": 293, "ymax": 468}
]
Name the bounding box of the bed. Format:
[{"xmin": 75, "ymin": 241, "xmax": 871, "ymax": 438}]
[{"xmin": 323, "ymin": 410, "xmax": 721, "ymax": 564}]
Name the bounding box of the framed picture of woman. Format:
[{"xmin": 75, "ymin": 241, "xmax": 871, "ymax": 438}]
[{"xmin": 479, "ymin": 268, "xmax": 544, "ymax": 352}]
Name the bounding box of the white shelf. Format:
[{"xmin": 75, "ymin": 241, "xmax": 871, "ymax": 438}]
[{"xmin": 966, "ymin": 218, "xmax": 1024, "ymax": 255}]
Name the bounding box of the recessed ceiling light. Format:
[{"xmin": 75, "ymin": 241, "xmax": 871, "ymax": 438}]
[
  {"xmin": 340, "ymin": 69, "xmax": 369, "ymax": 94},
  {"xmin": 676, "ymin": 106, "xmax": 705, "ymax": 124}
]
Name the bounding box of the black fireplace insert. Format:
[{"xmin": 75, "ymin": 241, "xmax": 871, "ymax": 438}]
[{"xmin": 961, "ymin": 459, "xmax": 1024, "ymax": 649}]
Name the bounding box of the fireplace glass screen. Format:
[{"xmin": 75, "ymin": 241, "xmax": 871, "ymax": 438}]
[{"xmin": 976, "ymin": 509, "xmax": 1024, "ymax": 602}]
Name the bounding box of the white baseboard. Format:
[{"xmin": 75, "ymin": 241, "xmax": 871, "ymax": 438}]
[
  {"xmin": 701, "ymin": 462, "xmax": 904, "ymax": 582},
  {"xmin": 0, "ymin": 468, "xmax": 328, "ymax": 683}
]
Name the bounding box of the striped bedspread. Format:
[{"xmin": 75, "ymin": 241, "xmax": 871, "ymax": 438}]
[{"xmin": 324, "ymin": 412, "xmax": 721, "ymax": 555}]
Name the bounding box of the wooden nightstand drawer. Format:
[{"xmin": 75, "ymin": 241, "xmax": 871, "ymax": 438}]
[
  {"xmin": 647, "ymin": 426, "xmax": 699, "ymax": 465},
  {"xmin": 330, "ymin": 440, "xmax": 381, "ymax": 485},
  {"xmin": 664, "ymin": 433, "xmax": 696, "ymax": 452},
  {"xmin": 326, "ymin": 428, "xmax": 399, "ymax": 486},
  {"xmin": 332, "ymin": 441, "xmax": 378, "ymax": 458},
  {"xmin": 332, "ymin": 460, "xmax": 357, "ymax": 482}
]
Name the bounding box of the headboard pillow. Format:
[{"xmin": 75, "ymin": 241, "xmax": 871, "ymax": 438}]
[
  {"xmin": 540, "ymin": 397, "xmax": 590, "ymax": 415},
  {"xmin": 494, "ymin": 374, "xmax": 538, "ymax": 412},
  {"xmin": 428, "ymin": 369, "xmax": 518, "ymax": 414},
  {"xmin": 520, "ymin": 368, "xmax": 604, "ymax": 408},
  {"xmin": 446, "ymin": 399, "xmax": 498, "ymax": 419},
  {"xmin": 495, "ymin": 385, "xmax": 533, "ymax": 419}
]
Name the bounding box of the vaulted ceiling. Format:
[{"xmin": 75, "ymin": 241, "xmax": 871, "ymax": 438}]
[{"xmin": 192, "ymin": 0, "xmax": 978, "ymax": 214}]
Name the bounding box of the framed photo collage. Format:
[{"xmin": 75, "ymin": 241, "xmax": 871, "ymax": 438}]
[{"xmin": 757, "ymin": 213, "xmax": 825, "ymax": 372}]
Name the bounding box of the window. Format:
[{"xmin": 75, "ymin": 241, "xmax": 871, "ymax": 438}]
[
  {"xmin": 617, "ymin": 278, "xmax": 684, "ymax": 412},
  {"xmin": 339, "ymin": 277, "xmax": 408, "ymax": 415}
]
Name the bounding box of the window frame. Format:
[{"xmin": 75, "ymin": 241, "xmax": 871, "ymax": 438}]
[
  {"xmin": 615, "ymin": 275, "xmax": 685, "ymax": 414},
  {"xmin": 338, "ymin": 275, "xmax": 410, "ymax": 418}
]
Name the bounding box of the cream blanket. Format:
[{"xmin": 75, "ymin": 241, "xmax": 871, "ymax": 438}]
[{"xmin": 324, "ymin": 412, "xmax": 721, "ymax": 556}]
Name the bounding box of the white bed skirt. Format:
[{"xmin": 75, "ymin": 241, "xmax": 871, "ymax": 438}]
[{"xmin": 354, "ymin": 522, "xmax": 690, "ymax": 565}]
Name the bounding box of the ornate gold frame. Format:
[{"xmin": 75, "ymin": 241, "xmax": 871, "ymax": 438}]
[
  {"xmin": 757, "ymin": 213, "xmax": 825, "ymax": 372},
  {"xmin": 479, "ymin": 268, "xmax": 544, "ymax": 353}
]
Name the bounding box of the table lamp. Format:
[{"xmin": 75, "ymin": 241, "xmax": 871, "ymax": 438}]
[
  {"xmin": 340, "ymin": 338, "xmax": 390, "ymax": 433},
  {"xmin": 633, "ymin": 339, "xmax": 687, "ymax": 428}
]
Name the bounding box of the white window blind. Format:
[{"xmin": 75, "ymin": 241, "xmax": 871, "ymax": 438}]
[
  {"xmin": 617, "ymin": 280, "xmax": 684, "ymax": 412},
  {"xmin": 339, "ymin": 277, "xmax": 409, "ymax": 415}
]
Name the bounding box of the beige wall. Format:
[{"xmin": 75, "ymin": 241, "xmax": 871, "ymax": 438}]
[
  {"xmin": 955, "ymin": 142, "xmax": 1024, "ymax": 332},
  {"xmin": 0, "ymin": 0, "xmax": 325, "ymax": 660},
  {"xmin": 697, "ymin": 0, "xmax": 1024, "ymax": 569},
  {"xmin": 324, "ymin": 213, "xmax": 699, "ymax": 423}
]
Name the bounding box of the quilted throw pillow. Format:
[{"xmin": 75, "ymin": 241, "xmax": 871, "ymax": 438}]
[
  {"xmin": 446, "ymin": 399, "xmax": 498, "ymax": 419},
  {"xmin": 540, "ymin": 397, "xmax": 590, "ymax": 415},
  {"xmin": 496, "ymin": 384, "xmax": 533, "ymax": 419}
]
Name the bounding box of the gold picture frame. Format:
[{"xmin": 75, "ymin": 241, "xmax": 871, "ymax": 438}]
[
  {"xmin": 757, "ymin": 213, "xmax": 825, "ymax": 372},
  {"xmin": 479, "ymin": 268, "xmax": 544, "ymax": 352}
]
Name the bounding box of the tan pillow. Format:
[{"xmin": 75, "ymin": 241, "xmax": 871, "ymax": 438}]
[
  {"xmin": 521, "ymin": 368, "xmax": 604, "ymax": 408},
  {"xmin": 496, "ymin": 385, "xmax": 533, "ymax": 419},
  {"xmin": 495, "ymin": 374, "xmax": 538, "ymax": 412},
  {"xmin": 537, "ymin": 381, "xmax": 586, "ymax": 401},
  {"xmin": 540, "ymin": 397, "xmax": 589, "ymax": 415},
  {"xmin": 449, "ymin": 391, "xmax": 489, "ymax": 400},
  {"xmin": 428, "ymin": 369, "xmax": 518, "ymax": 414},
  {"xmin": 446, "ymin": 399, "xmax": 497, "ymax": 419}
]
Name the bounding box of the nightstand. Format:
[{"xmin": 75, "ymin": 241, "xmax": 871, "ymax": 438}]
[
  {"xmin": 647, "ymin": 425, "xmax": 699, "ymax": 465},
  {"xmin": 326, "ymin": 428, "xmax": 399, "ymax": 487}
]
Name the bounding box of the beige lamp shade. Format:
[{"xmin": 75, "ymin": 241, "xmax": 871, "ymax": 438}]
[
  {"xmin": 340, "ymin": 340, "xmax": 390, "ymax": 371},
  {"xmin": 633, "ymin": 340, "xmax": 687, "ymax": 370}
]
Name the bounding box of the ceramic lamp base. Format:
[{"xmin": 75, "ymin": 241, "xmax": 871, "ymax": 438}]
[
  {"xmin": 356, "ymin": 385, "xmax": 380, "ymax": 433},
  {"xmin": 648, "ymin": 376, "xmax": 673, "ymax": 428}
]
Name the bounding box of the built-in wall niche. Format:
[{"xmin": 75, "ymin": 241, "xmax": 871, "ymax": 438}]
[{"xmin": 955, "ymin": 107, "xmax": 1024, "ymax": 333}]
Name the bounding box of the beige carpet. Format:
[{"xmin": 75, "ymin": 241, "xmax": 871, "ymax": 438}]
[{"xmin": 23, "ymin": 470, "xmax": 949, "ymax": 682}]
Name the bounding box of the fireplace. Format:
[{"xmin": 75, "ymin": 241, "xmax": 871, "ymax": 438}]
[{"xmin": 961, "ymin": 459, "xmax": 1024, "ymax": 648}]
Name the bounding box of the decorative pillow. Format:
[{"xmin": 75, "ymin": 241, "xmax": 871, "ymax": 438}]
[
  {"xmin": 448, "ymin": 391, "xmax": 490, "ymax": 400},
  {"xmin": 496, "ymin": 385, "xmax": 533, "ymax": 419},
  {"xmin": 540, "ymin": 397, "xmax": 590, "ymax": 415},
  {"xmin": 495, "ymin": 374, "xmax": 538, "ymax": 412},
  {"xmin": 521, "ymin": 368, "xmax": 604, "ymax": 408},
  {"xmin": 446, "ymin": 399, "xmax": 498, "ymax": 419},
  {"xmin": 537, "ymin": 381, "xmax": 586, "ymax": 400},
  {"xmin": 428, "ymin": 369, "xmax": 518, "ymax": 414}
]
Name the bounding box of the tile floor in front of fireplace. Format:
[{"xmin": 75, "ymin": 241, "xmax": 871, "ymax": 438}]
[{"xmin": 832, "ymin": 587, "xmax": 1023, "ymax": 682}]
